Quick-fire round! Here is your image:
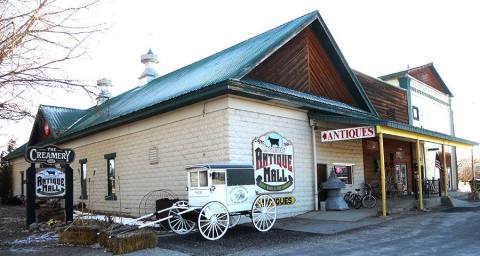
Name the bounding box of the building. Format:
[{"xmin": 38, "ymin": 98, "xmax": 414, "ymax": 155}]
[
  {"xmin": 5, "ymin": 11, "xmax": 476, "ymax": 218},
  {"xmin": 380, "ymin": 64, "xmax": 457, "ymax": 190}
]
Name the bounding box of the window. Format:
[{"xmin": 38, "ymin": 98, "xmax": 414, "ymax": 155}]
[
  {"xmin": 412, "ymin": 106, "xmax": 420, "ymax": 121},
  {"xmin": 79, "ymin": 159, "xmax": 88, "ymax": 199},
  {"xmin": 199, "ymin": 171, "xmax": 208, "ymax": 187},
  {"xmin": 20, "ymin": 171, "xmax": 24, "ymax": 196},
  {"xmin": 211, "ymin": 172, "xmax": 225, "ymax": 185},
  {"xmin": 189, "ymin": 169, "xmax": 208, "ymax": 187},
  {"xmin": 227, "ymin": 169, "xmax": 255, "ymax": 186},
  {"xmin": 190, "ymin": 171, "xmax": 199, "ymax": 187},
  {"xmin": 334, "ymin": 165, "xmax": 353, "ymax": 184},
  {"xmin": 104, "ymin": 153, "xmax": 117, "ymax": 200}
]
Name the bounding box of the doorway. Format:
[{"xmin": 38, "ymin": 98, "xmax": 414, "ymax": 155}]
[{"xmin": 317, "ymin": 164, "xmax": 327, "ymax": 202}]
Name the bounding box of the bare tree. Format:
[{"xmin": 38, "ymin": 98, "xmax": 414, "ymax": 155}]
[
  {"xmin": 458, "ymin": 158, "xmax": 480, "ymax": 182},
  {"xmin": 0, "ymin": 0, "xmax": 105, "ymax": 121}
]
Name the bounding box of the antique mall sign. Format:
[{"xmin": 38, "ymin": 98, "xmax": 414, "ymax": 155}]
[
  {"xmin": 320, "ymin": 126, "xmax": 376, "ymax": 142},
  {"xmin": 253, "ymin": 132, "xmax": 294, "ymax": 193},
  {"xmin": 25, "ymin": 145, "xmax": 75, "ymax": 165},
  {"xmin": 35, "ymin": 167, "xmax": 66, "ymax": 197}
]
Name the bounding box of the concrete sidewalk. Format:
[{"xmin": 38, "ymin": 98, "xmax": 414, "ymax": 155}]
[
  {"xmin": 275, "ymin": 215, "xmax": 384, "ymax": 235},
  {"xmin": 275, "ymin": 192, "xmax": 480, "ymax": 236},
  {"xmin": 449, "ymin": 191, "xmax": 480, "ymax": 208},
  {"xmin": 275, "ymin": 207, "xmax": 387, "ymax": 235}
]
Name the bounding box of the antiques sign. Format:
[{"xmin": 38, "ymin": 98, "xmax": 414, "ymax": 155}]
[
  {"xmin": 274, "ymin": 196, "xmax": 296, "ymax": 206},
  {"xmin": 253, "ymin": 132, "xmax": 294, "ymax": 193},
  {"xmin": 320, "ymin": 126, "xmax": 375, "ymax": 142},
  {"xmin": 25, "ymin": 145, "xmax": 75, "ymax": 165},
  {"xmin": 36, "ymin": 168, "xmax": 66, "ymax": 197}
]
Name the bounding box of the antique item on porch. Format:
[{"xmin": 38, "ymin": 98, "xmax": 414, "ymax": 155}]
[
  {"xmin": 322, "ymin": 169, "xmax": 348, "ymax": 210},
  {"xmin": 107, "ymin": 164, "xmax": 277, "ymax": 241}
]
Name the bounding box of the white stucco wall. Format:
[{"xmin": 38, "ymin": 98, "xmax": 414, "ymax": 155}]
[{"xmin": 226, "ymin": 96, "xmax": 314, "ymax": 218}]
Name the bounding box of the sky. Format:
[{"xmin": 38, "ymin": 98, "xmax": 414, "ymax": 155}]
[{"xmin": 2, "ymin": 0, "xmax": 480, "ymax": 159}]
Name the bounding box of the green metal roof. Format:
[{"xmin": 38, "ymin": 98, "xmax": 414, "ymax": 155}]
[
  {"xmin": 39, "ymin": 105, "xmax": 86, "ymax": 137},
  {"xmin": 310, "ymin": 113, "xmax": 477, "ymax": 146},
  {"xmin": 62, "ymin": 11, "xmax": 323, "ymax": 136},
  {"xmin": 3, "ymin": 143, "xmax": 27, "ymax": 161},
  {"xmin": 6, "ymin": 10, "xmax": 382, "ymax": 160}
]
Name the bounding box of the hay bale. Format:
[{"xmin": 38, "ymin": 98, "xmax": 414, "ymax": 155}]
[
  {"xmin": 106, "ymin": 229, "xmax": 157, "ymax": 255},
  {"xmin": 59, "ymin": 225, "xmax": 99, "ymax": 245},
  {"xmin": 98, "ymin": 231, "xmax": 109, "ymax": 248}
]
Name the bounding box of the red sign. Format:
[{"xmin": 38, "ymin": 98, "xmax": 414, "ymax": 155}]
[{"xmin": 321, "ymin": 126, "xmax": 376, "ymax": 142}]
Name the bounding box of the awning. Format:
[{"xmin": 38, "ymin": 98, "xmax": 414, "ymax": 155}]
[{"xmin": 310, "ymin": 113, "xmax": 477, "ymax": 148}]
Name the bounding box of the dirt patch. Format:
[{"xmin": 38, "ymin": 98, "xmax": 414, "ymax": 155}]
[{"xmin": 0, "ymin": 205, "xmax": 28, "ymax": 244}]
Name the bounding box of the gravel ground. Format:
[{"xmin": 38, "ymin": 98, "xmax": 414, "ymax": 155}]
[
  {"xmin": 2, "ymin": 205, "xmax": 480, "ymax": 256},
  {"xmin": 0, "ymin": 205, "xmax": 29, "ymax": 244}
]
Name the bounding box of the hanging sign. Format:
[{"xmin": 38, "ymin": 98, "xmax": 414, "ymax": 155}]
[
  {"xmin": 320, "ymin": 126, "xmax": 375, "ymax": 142},
  {"xmin": 253, "ymin": 132, "xmax": 294, "ymax": 194},
  {"xmin": 25, "ymin": 145, "xmax": 75, "ymax": 165},
  {"xmin": 36, "ymin": 167, "xmax": 66, "ymax": 197}
]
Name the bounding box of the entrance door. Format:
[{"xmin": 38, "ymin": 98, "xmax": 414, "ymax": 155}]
[
  {"xmin": 395, "ymin": 163, "xmax": 408, "ymax": 194},
  {"xmin": 317, "ymin": 164, "xmax": 327, "ymax": 202}
]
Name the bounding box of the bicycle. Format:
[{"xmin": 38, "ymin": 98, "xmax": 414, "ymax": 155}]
[
  {"xmin": 361, "ymin": 184, "xmax": 377, "ymax": 208},
  {"xmin": 344, "ymin": 190, "xmax": 362, "ymax": 209},
  {"xmin": 344, "ymin": 184, "xmax": 377, "ymax": 209}
]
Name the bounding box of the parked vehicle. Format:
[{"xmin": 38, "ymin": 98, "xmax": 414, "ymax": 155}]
[{"xmin": 110, "ymin": 164, "xmax": 277, "ymax": 241}]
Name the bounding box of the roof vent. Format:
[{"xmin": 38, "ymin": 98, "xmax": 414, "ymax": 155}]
[{"xmin": 139, "ymin": 48, "xmax": 159, "ymax": 86}]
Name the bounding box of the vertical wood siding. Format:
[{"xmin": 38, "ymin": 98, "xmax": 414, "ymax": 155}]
[
  {"xmin": 355, "ymin": 71, "xmax": 409, "ymax": 123},
  {"xmin": 247, "ymin": 26, "xmax": 358, "ymax": 106},
  {"xmin": 408, "ymin": 67, "xmax": 448, "ymax": 95}
]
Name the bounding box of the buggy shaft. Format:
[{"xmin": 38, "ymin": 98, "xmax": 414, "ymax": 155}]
[{"xmin": 138, "ymin": 208, "xmax": 196, "ymax": 229}]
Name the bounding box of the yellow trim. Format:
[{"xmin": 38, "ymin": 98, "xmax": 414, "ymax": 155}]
[
  {"xmin": 416, "ymin": 140, "xmax": 424, "ymax": 210},
  {"xmin": 376, "ymin": 125, "xmax": 472, "ymax": 148},
  {"xmin": 442, "ymin": 144, "xmax": 448, "ymax": 197},
  {"xmin": 378, "ymin": 132, "xmax": 387, "ymax": 218}
]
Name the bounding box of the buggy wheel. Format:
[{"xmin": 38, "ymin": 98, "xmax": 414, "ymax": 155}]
[
  {"xmin": 198, "ymin": 201, "xmax": 229, "ymax": 240},
  {"xmin": 362, "ymin": 195, "xmax": 377, "ymax": 208},
  {"xmin": 229, "ymin": 215, "xmax": 241, "ymax": 228},
  {"xmin": 168, "ymin": 201, "xmax": 195, "ymax": 235},
  {"xmin": 251, "ymin": 195, "xmax": 276, "ymax": 232}
]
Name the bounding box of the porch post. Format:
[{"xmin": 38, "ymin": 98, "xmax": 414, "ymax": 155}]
[
  {"xmin": 416, "ymin": 140, "xmax": 424, "ymax": 210},
  {"xmin": 442, "ymin": 144, "xmax": 448, "ymax": 197},
  {"xmin": 471, "ymin": 147, "xmax": 475, "ymax": 180},
  {"xmin": 472, "ymin": 147, "xmax": 476, "ymax": 199},
  {"xmin": 378, "ymin": 132, "xmax": 387, "ymax": 217}
]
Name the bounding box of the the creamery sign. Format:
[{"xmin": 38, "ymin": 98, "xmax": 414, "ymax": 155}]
[
  {"xmin": 25, "ymin": 145, "xmax": 75, "ymax": 165},
  {"xmin": 253, "ymin": 132, "xmax": 294, "ymax": 193}
]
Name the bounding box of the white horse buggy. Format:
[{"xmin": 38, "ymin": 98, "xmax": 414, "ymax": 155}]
[{"xmin": 123, "ymin": 164, "xmax": 277, "ymax": 240}]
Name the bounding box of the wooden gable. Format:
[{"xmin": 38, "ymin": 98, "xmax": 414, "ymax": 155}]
[
  {"xmin": 408, "ymin": 67, "xmax": 449, "ymax": 95},
  {"xmin": 355, "ymin": 71, "xmax": 409, "ymax": 123},
  {"xmin": 247, "ymin": 26, "xmax": 358, "ymax": 107}
]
